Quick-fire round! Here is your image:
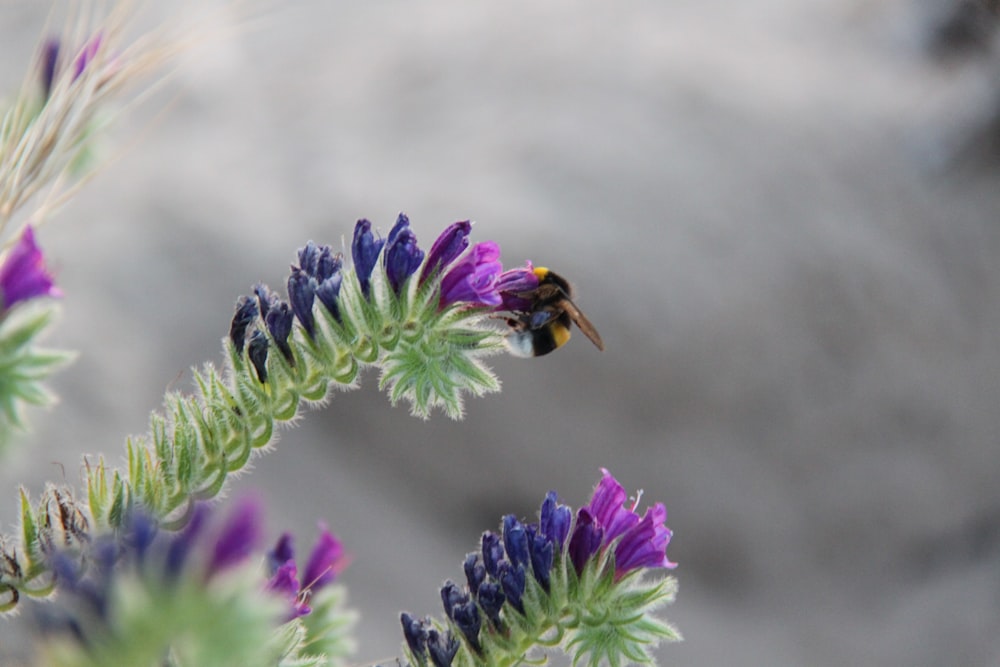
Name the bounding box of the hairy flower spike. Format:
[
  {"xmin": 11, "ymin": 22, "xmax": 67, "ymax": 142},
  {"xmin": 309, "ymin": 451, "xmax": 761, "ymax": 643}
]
[
  {"xmin": 35, "ymin": 501, "xmax": 355, "ymax": 667},
  {"xmin": 400, "ymin": 470, "xmax": 680, "ymax": 667}
]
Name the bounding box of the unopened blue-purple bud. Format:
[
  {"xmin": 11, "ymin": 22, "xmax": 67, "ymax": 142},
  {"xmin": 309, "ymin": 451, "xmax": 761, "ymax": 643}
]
[
  {"xmin": 385, "ymin": 227, "xmax": 424, "ymax": 294},
  {"xmin": 287, "ymin": 268, "xmax": 317, "ymax": 338},
  {"xmin": 315, "ymin": 274, "xmax": 343, "ymax": 322},
  {"xmin": 476, "ymin": 581, "xmax": 505, "ymax": 630},
  {"xmin": 253, "ymin": 283, "xmax": 278, "ymax": 321},
  {"xmin": 420, "ymin": 221, "xmax": 471, "ymax": 285},
  {"xmin": 207, "ymin": 497, "xmax": 264, "ymax": 577},
  {"xmin": 400, "ymin": 612, "xmax": 429, "ymax": 663},
  {"xmin": 481, "ymin": 532, "xmax": 504, "ymax": 579},
  {"xmin": 440, "ymin": 581, "xmax": 467, "ymax": 619},
  {"xmin": 229, "ymin": 296, "xmax": 259, "ymax": 353},
  {"xmin": 450, "ymin": 600, "xmax": 482, "ymax": 653},
  {"xmin": 568, "ymin": 508, "xmax": 604, "ymax": 576},
  {"xmin": 352, "ymin": 219, "xmax": 385, "ymax": 298},
  {"xmin": 267, "ymin": 533, "xmax": 295, "ymax": 576},
  {"xmin": 528, "ymin": 529, "xmax": 553, "ymax": 592},
  {"xmin": 123, "ymin": 510, "xmax": 159, "ymax": 566},
  {"xmin": 502, "ymin": 515, "xmax": 530, "ymax": 571},
  {"xmin": 265, "ymin": 301, "xmax": 295, "ymax": 364},
  {"xmin": 247, "ymin": 329, "xmax": 269, "ymax": 383},
  {"xmin": 498, "ymin": 562, "xmax": 526, "ymax": 615},
  {"xmin": 463, "ymin": 552, "xmax": 486, "ymax": 596},
  {"xmin": 539, "ymin": 491, "xmax": 572, "ymax": 549},
  {"xmin": 427, "ymin": 628, "xmax": 460, "ymax": 667},
  {"xmin": 315, "ymin": 249, "xmax": 341, "ymax": 282}
]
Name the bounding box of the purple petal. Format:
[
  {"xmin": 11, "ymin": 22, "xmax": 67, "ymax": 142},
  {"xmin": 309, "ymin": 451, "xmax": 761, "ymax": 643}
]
[
  {"xmin": 302, "ymin": 524, "xmax": 346, "ymax": 592},
  {"xmin": 439, "ymin": 242, "xmax": 503, "ymax": 308},
  {"xmin": 613, "ymin": 502, "xmax": 677, "ymax": 579},
  {"xmin": 207, "ymin": 497, "xmax": 264, "ymax": 577},
  {"xmin": 419, "ymin": 221, "xmax": 471, "ymax": 284},
  {"xmin": 586, "ymin": 468, "xmax": 640, "ymax": 544},
  {"xmin": 0, "ymin": 226, "xmax": 61, "ymax": 311}
]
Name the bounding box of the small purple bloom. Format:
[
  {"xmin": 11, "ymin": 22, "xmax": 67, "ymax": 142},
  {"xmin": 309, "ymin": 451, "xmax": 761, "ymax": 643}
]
[
  {"xmin": 427, "ymin": 628, "xmax": 461, "ymax": 667},
  {"xmin": 287, "ymin": 268, "xmax": 316, "ymax": 338},
  {"xmin": 301, "ymin": 524, "xmax": 346, "ymax": 591},
  {"xmin": 587, "ymin": 468, "xmax": 641, "ymax": 544},
  {"xmin": 253, "ymin": 282, "xmax": 278, "ymax": 321},
  {"xmin": 0, "ymin": 226, "xmax": 61, "ymax": 313},
  {"xmin": 265, "ymin": 561, "xmax": 310, "ymax": 618},
  {"xmin": 267, "ymin": 533, "xmax": 295, "ymax": 575},
  {"xmin": 527, "ymin": 527, "xmax": 553, "ymax": 592},
  {"xmin": 613, "ymin": 502, "xmax": 677, "ymax": 579},
  {"xmin": 463, "ymin": 552, "xmax": 486, "ymax": 595},
  {"xmin": 207, "ymin": 497, "xmax": 264, "ymax": 577},
  {"xmin": 567, "ymin": 508, "xmax": 604, "ymax": 576},
  {"xmin": 315, "ymin": 273, "xmax": 343, "ymax": 321},
  {"xmin": 265, "ymin": 301, "xmax": 295, "ymax": 365},
  {"xmin": 481, "ymin": 532, "xmax": 504, "ymax": 579},
  {"xmin": 440, "ymin": 580, "xmax": 467, "ymax": 618},
  {"xmin": 496, "ymin": 263, "xmax": 540, "ymax": 312},
  {"xmin": 351, "ymin": 219, "xmax": 385, "ymax": 298},
  {"xmin": 439, "ymin": 241, "xmax": 503, "ymax": 308},
  {"xmin": 247, "ymin": 329, "xmax": 269, "ymax": 383},
  {"xmin": 497, "ymin": 562, "xmax": 526, "ymax": 615},
  {"xmin": 384, "ymin": 226, "xmax": 424, "ymax": 294},
  {"xmin": 476, "ymin": 581, "xmax": 505, "ymax": 630},
  {"xmin": 539, "ymin": 491, "xmax": 572, "ymax": 549},
  {"xmin": 229, "ymin": 295, "xmax": 259, "ymax": 354},
  {"xmin": 419, "ymin": 220, "xmax": 471, "ymax": 284},
  {"xmin": 401, "ymin": 612, "xmax": 429, "ymax": 661},
  {"xmin": 449, "ymin": 600, "xmax": 482, "ymax": 653},
  {"xmin": 502, "ymin": 515, "xmax": 530, "ymax": 571}
]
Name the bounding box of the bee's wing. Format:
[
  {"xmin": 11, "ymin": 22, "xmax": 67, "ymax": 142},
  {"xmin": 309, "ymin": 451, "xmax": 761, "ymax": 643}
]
[{"xmin": 558, "ymin": 297, "xmax": 605, "ymax": 351}]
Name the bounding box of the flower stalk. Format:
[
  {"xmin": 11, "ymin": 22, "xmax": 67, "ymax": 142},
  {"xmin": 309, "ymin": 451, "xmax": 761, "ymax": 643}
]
[
  {"xmin": 400, "ymin": 470, "xmax": 680, "ymax": 667},
  {"xmin": 0, "ymin": 216, "xmax": 532, "ymax": 612}
]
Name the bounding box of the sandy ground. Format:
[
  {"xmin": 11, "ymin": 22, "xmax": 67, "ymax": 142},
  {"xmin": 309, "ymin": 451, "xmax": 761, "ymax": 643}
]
[{"xmin": 2, "ymin": 1, "xmax": 1000, "ymax": 665}]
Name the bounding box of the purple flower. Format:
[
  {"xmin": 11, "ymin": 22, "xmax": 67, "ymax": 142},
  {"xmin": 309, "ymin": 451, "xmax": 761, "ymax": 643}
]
[
  {"xmin": 384, "ymin": 214, "xmax": 425, "ymax": 294},
  {"xmin": 351, "ymin": 219, "xmax": 385, "ymax": 298},
  {"xmin": 229, "ymin": 295, "xmax": 259, "ymax": 354},
  {"xmin": 427, "ymin": 628, "xmax": 461, "ymax": 667},
  {"xmin": 264, "ymin": 524, "xmax": 348, "ymax": 620},
  {"xmin": 419, "ymin": 221, "xmax": 471, "ymax": 284},
  {"xmin": 567, "ymin": 508, "xmax": 604, "ymax": 576},
  {"xmin": 401, "ymin": 612, "xmax": 429, "ymax": 661},
  {"xmin": 502, "ymin": 515, "xmax": 530, "ymax": 571},
  {"xmin": 439, "ymin": 242, "xmax": 504, "ymax": 308},
  {"xmin": 539, "ymin": 491, "xmax": 572, "ymax": 549},
  {"xmin": 301, "ymin": 524, "xmax": 346, "ymax": 591},
  {"xmin": 207, "ymin": 497, "xmax": 264, "ymax": 577},
  {"xmin": 0, "ymin": 226, "xmax": 61, "ymax": 313},
  {"xmin": 247, "ymin": 329, "xmax": 269, "ymax": 383},
  {"xmin": 265, "ymin": 301, "xmax": 295, "ymax": 364},
  {"xmin": 613, "ymin": 502, "xmax": 677, "ymax": 579},
  {"xmin": 587, "ymin": 468, "xmax": 641, "ymax": 544},
  {"xmin": 495, "ymin": 263, "xmax": 540, "ymax": 312}
]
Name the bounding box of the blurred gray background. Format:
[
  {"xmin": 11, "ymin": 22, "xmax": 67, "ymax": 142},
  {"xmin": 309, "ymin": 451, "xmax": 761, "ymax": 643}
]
[{"xmin": 3, "ymin": 1, "xmax": 1000, "ymax": 665}]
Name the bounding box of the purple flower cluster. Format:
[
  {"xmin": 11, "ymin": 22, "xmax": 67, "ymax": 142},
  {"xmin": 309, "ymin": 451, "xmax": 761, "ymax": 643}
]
[
  {"xmin": 265, "ymin": 525, "xmax": 347, "ymax": 619},
  {"xmin": 0, "ymin": 225, "xmax": 60, "ymax": 314},
  {"xmin": 400, "ymin": 470, "xmax": 675, "ymax": 666},
  {"xmin": 42, "ymin": 497, "xmax": 347, "ymax": 643},
  {"xmin": 351, "ymin": 215, "xmax": 539, "ymax": 309},
  {"xmin": 569, "ymin": 468, "xmax": 677, "ymax": 580}
]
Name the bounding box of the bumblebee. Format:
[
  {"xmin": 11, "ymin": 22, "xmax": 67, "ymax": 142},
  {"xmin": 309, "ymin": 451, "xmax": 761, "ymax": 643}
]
[{"xmin": 503, "ymin": 267, "xmax": 605, "ymax": 357}]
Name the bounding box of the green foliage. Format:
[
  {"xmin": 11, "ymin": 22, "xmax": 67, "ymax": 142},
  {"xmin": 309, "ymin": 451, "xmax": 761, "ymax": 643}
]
[{"xmin": 0, "ymin": 303, "xmax": 75, "ymax": 453}]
